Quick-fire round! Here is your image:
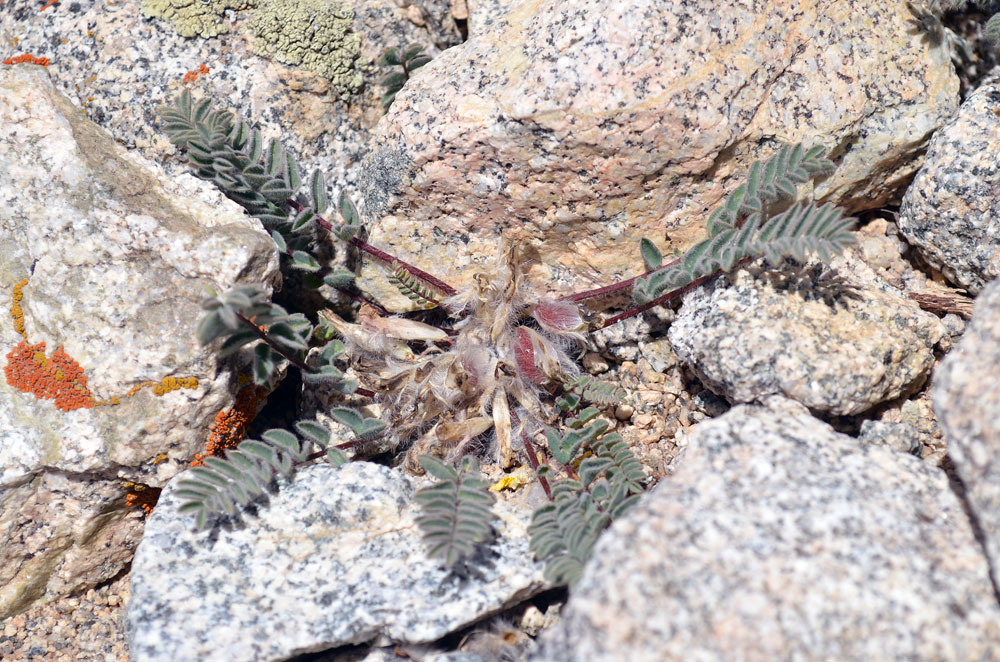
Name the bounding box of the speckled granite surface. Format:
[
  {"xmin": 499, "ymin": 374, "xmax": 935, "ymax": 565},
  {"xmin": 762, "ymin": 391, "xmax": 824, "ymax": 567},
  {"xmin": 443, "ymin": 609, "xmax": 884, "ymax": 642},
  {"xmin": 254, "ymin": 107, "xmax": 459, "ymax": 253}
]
[
  {"xmin": 530, "ymin": 397, "xmax": 1000, "ymax": 661},
  {"xmin": 668, "ymin": 261, "xmax": 946, "ymax": 415},
  {"xmin": 127, "ymin": 462, "xmax": 547, "ymax": 662},
  {"xmin": 898, "ymin": 71, "xmax": 1000, "ymax": 295},
  {"xmin": 0, "ymin": 65, "xmax": 278, "ymax": 620},
  {"xmin": 934, "ymin": 276, "xmax": 1000, "ymax": 590},
  {"xmin": 0, "ymin": 0, "xmax": 462, "ymax": 200},
  {"xmin": 359, "ymin": 0, "xmax": 958, "ymax": 307}
]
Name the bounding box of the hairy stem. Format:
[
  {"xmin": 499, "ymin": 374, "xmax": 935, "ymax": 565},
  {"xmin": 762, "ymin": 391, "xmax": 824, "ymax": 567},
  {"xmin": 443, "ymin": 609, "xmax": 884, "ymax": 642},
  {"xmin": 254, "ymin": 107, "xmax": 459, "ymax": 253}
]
[
  {"xmin": 596, "ymin": 256, "xmax": 754, "ymax": 329},
  {"xmin": 560, "ymin": 256, "xmax": 681, "ymax": 303},
  {"xmin": 286, "ymin": 199, "xmax": 458, "ymax": 297},
  {"xmin": 237, "ymin": 312, "xmax": 377, "ymax": 397},
  {"xmin": 521, "ymin": 432, "xmax": 553, "ymax": 500}
]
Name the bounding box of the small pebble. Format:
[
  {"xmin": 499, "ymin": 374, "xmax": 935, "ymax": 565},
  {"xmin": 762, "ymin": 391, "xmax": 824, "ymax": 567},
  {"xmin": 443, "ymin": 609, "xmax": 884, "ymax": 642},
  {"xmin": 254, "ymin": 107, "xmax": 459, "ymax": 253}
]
[
  {"xmin": 634, "ymin": 413, "xmax": 655, "ymax": 429},
  {"xmin": 614, "ymin": 404, "xmax": 634, "ymax": 421},
  {"xmin": 582, "ymin": 352, "xmax": 609, "ymax": 374}
]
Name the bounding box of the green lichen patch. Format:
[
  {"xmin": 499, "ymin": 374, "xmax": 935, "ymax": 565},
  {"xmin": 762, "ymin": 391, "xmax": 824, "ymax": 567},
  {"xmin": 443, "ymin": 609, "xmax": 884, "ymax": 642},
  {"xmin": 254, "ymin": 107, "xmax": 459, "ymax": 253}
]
[
  {"xmin": 141, "ymin": 0, "xmax": 254, "ymax": 39},
  {"xmin": 250, "ymin": 0, "xmax": 364, "ymax": 98}
]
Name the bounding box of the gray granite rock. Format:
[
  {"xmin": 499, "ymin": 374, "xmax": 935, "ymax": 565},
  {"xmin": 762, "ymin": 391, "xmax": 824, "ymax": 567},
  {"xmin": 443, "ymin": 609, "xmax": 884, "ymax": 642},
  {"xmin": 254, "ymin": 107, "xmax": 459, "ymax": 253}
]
[
  {"xmin": 126, "ymin": 461, "xmax": 547, "ymax": 662},
  {"xmin": 934, "ymin": 277, "xmax": 1000, "ymax": 589},
  {"xmin": 668, "ymin": 263, "xmax": 945, "ymax": 415},
  {"xmin": 466, "ymin": 0, "xmax": 515, "ymax": 36},
  {"xmin": 0, "ymin": 66, "xmax": 278, "ymax": 618},
  {"xmin": 858, "ymin": 420, "xmax": 922, "ymax": 455},
  {"xmin": 0, "ymin": 0, "xmax": 461, "ymax": 199},
  {"xmin": 897, "ymin": 72, "xmax": 1000, "ymax": 295},
  {"xmin": 531, "ymin": 397, "xmax": 1000, "ymax": 662},
  {"xmin": 360, "ymin": 0, "xmax": 958, "ymax": 309}
]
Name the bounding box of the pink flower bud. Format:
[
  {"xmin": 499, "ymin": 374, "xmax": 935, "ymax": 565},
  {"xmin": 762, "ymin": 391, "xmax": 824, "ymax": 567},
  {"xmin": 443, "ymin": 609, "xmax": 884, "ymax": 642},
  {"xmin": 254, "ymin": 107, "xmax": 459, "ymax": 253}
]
[
  {"xmin": 514, "ymin": 326, "xmax": 547, "ymax": 384},
  {"xmin": 532, "ymin": 299, "xmax": 584, "ymax": 334}
]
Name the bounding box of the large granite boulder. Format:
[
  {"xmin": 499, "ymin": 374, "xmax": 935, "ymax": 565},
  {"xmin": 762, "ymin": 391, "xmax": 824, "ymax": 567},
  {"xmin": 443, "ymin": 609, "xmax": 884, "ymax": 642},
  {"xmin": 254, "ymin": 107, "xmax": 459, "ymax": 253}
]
[
  {"xmin": 0, "ymin": 67, "xmax": 278, "ymax": 618},
  {"xmin": 934, "ymin": 276, "xmax": 1000, "ymax": 589},
  {"xmin": 360, "ymin": 0, "xmax": 958, "ymax": 308},
  {"xmin": 127, "ymin": 462, "xmax": 547, "ymax": 662},
  {"xmin": 531, "ymin": 397, "xmax": 1000, "ymax": 661}
]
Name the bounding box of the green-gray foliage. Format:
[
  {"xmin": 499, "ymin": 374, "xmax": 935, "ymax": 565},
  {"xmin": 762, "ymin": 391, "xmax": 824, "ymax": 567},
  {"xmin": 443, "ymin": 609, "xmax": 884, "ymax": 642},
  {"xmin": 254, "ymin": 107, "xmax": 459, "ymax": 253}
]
[
  {"xmin": 159, "ymin": 88, "xmax": 860, "ymax": 595},
  {"xmin": 529, "ymin": 381, "xmax": 644, "ymax": 587},
  {"xmin": 379, "ymin": 44, "xmax": 433, "ymax": 111},
  {"xmin": 632, "ymin": 144, "xmax": 855, "ymax": 305},
  {"xmin": 414, "ymin": 455, "xmax": 498, "ymax": 567},
  {"xmin": 176, "ymin": 428, "xmax": 313, "ymax": 530},
  {"xmin": 387, "ymin": 262, "xmax": 439, "ymax": 310},
  {"xmin": 159, "ymin": 90, "xmax": 363, "ymax": 292}
]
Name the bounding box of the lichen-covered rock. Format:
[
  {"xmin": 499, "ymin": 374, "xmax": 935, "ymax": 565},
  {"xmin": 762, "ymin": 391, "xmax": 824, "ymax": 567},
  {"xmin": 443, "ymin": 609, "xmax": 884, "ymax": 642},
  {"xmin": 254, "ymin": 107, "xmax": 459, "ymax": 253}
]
[
  {"xmin": 126, "ymin": 462, "xmax": 547, "ymax": 662},
  {"xmin": 359, "ymin": 0, "xmax": 958, "ymax": 308},
  {"xmin": 531, "ymin": 397, "xmax": 1000, "ymax": 662},
  {"xmin": 0, "ymin": 0, "xmax": 460, "ymax": 202},
  {"xmin": 897, "ymin": 73, "xmax": 1000, "ymax": 296},
  {"xmin": 933, "ymin": 277, "xmax": 1000, "ymax": 589},
  {"xmin": 0, "ymin": 66, "xmax": 278, "ymax": 618},
  {"xmin": 668, "ymin": 262, "xmax": 945, "ymax": 416},
  {"xmin": 250, "ymin": 0, "xmax": 364, "ymax": 97},
  {"xmin": 141, "ymin": 0, "xmax": 251, "ymax": 38}
]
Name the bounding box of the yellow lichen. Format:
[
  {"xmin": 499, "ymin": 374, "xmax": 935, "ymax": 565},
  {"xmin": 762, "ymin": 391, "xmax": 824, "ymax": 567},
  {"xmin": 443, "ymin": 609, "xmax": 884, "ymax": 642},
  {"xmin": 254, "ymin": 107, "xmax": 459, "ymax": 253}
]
[
  {"xmin": 490, "ymin": 466, "xmax": 533, "ymax": 492},
  {"xmin": 151, "ymin": 375, "xmax": 199, "ymax": 396},
  {"xmin": 5, "ymin": 278, "xmax": 199, "ymax": 411}
]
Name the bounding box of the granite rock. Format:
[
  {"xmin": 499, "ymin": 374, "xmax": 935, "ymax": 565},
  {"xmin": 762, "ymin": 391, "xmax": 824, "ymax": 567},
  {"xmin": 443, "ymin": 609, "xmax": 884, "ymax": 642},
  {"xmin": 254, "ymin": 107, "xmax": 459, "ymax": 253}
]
[
  {"xmin": 897, "ymin": 72, "xmax": 1000, "ymax": 295},
  {"xmin": 466, "ymin": 0, "xmax": 515, "ymax": 36},
  {"xmin": 0, "ymin": 67, "xmax": 278, "ymax": 618},
  {"xmin": 933, "ymin": 276, "xmax": 1000, "ymax": 589},
  {"xmin": 0, "ymin": 0, "xmax": 461, "ymax": 200},
  {"xmin": 531, "ymin": 397, "xmax": 1000, "ymax": 662},
  {"xmin": 668, "ymin": 261, "xmax": 945, "ymax": 416},
  {"xmin": 360, "ymin": 0, "xmax": 958, "ymax": 309},
  {"xmin": 126, "ymin": 461, "xmax": 547, "ymax": 662}
]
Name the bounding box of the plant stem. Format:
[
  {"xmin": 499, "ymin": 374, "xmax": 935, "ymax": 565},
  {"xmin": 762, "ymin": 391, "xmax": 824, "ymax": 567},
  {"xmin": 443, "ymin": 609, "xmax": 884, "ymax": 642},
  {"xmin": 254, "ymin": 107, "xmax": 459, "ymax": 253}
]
[
  {"xmin": 560, "ymin": 256, "xmax": 681, "ymax": 303},
  {"xmin": 237, "ymin": 312, "xmax": 376, "ymax": 397},
  {"xmin": 521, "ymin": 432, "xmax": 553, "ymax": 500},
  {"xmin": 596, "ymin": 271, "xmax": 718, "ymax": 328},
  {"xmin": 286, "ymin": 199, "xmax": 458, "ymax": 297},
  {"xmin": 595, "ymin": 256, "xmax": 754, "ymax": 329},
  {"xmin": 238, "ymin": 312, "xmax": 312, "ymax": 372}
]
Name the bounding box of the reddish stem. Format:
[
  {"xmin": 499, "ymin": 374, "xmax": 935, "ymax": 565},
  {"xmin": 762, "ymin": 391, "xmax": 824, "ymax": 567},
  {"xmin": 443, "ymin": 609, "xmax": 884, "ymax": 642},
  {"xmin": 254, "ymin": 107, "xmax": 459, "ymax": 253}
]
[
  {"xmin": 596, "ymin": 256, "xmax": 753, "ymax": 329},
  {"xmin": 237, "ymin": 312, "xmax": 312, "ymax": 373},
  {"xmin": 560, "ymin": 256, "xmax": 681, "ymax": 303},
  {"xmin": 286, "ymin": 199, "xmax": 458, "ymax": 297},
  {"xmin": 596, "ymin": 271, "xmax": 719, "ymax": 329},
  {"xmin": 237, "ymin": 312, "xmax": 376, "ymax": 397},
  {"xmin": 521, "ymin": 432, "xmax": 553, "ymax": 501}
]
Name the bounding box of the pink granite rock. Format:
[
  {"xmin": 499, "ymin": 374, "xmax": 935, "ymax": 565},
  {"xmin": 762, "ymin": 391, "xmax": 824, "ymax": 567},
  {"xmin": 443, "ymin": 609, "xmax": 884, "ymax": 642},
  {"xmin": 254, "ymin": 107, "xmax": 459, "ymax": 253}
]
[{"xmin": 360, "ymin": 0, "xmax": 958, "ymax": 309}]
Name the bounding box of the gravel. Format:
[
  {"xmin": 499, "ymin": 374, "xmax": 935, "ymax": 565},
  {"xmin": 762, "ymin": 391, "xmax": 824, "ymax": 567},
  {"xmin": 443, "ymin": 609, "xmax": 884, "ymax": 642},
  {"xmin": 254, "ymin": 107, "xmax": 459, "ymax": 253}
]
[{"xmin": 0, "ymin": 568, "xmax": 131, "ymax": 662}]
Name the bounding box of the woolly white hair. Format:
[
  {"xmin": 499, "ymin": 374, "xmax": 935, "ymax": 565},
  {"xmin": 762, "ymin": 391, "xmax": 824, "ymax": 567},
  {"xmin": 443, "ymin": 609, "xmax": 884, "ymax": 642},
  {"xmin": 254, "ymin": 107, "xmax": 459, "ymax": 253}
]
[{"xmin": 323, "ymin": 237, "xmax": 588, "ymax": 471}]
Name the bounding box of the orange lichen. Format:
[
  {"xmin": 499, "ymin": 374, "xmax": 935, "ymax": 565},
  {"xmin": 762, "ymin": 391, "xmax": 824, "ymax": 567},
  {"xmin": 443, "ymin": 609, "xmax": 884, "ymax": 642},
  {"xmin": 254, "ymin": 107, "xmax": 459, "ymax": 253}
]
[
  {"xmin": 10, "ymin": 278, "xmax": 27, "ymax": 338},
  {"xmin": 181, "ymin": 63, "xmax": 209, "ymax": 85},
  {"xmin": 190, "ymin": 381, "xmax": 269, "ymax": 466},
  {"xmin": 3, "ymin": 340, "xmax": 96, "ymax": 411},
  {"xmin": 40, "ymin": 0, "xmax": 58, "ymax": 10},
  {"xmin": 4, "ymin": 278, "xmax": 199, "ymax": 411},
  {"xmin": 123, "ymin": 481, "xmax": 161, "ymax": 518},
  {"xmin": 2, "ymin": 54, "xmax": 49, "ymax": 66}
]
